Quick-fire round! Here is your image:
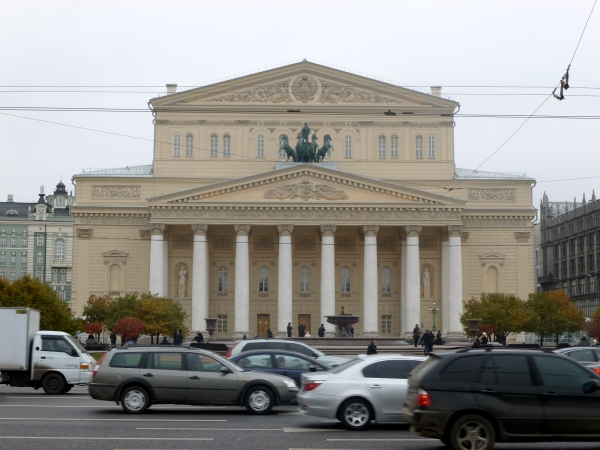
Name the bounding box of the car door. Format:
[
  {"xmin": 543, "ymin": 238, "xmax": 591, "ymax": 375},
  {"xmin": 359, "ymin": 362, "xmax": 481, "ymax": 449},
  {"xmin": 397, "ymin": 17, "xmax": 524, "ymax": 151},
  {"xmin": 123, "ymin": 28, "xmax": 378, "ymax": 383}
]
[
  {"xmin": 472, "ymin": 354, "xmax": 543, "ymax": 435},
  {"xmin": 361, "ymin": 359, "xmax": 415, "ymax": 420},
  {"xmin": 532, "ymin": 354, "xmax": 600, "ymax": 435},
  {"xmin": 185, "ymin": 353, "xmax": 239, "ymax": 404},
  {"xmin": 273, "ymin": 353, "xmax": 318, "ymax": 385},
  {"xmin": 144, "ymin": 352, "xmax": 187, "ymax": 403},
  {"xmin": 34, "ymin": 335, "xmax": 81, "ymax": 383}
]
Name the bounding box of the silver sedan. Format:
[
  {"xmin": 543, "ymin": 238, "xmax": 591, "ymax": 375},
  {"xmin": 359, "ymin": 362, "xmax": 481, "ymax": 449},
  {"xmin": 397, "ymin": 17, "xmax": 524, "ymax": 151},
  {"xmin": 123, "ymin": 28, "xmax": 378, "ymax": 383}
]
[{"xmin": 297, "ymin": 354, "xmax": 426, "ymax": 430}]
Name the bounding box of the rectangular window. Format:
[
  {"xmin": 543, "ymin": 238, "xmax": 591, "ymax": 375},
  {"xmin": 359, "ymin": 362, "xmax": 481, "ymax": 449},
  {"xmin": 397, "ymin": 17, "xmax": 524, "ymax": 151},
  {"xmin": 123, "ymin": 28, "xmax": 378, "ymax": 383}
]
[
  {"xmin": 37, "ymin": 252, "xmax": 43, "ymax": 264},
  {"xmin": 110, "ymin": 353, "xmax": 143, "ymax": 368},
  {"xmin": 0, "ymin": 238, "xmax": 5, "ymax": 246},
  {"xmin": 10, "ymin": 254, "xmax": 16, "ymax": 263},
  {"xmin": 60, "ymin": 269, "xmax": 66, "ymax": 282},
  {"xmin": 223, "ymin": 135, "xmax": 231, "ymax": 158},
  {"xmin": 381, "ymin": 315, "xmax": 392, "ymax": 334},
  {"xmin": 58, "ymin": 290, "xmax": 66, "ymax": 300},
  {"xmin": 210, "ymin": 135, "xmax": 218, "ymax": 157},
  {"xmin": 257, "ymin": 135, "xmax": 265, "ymax": 157},
  {"xmin": 571, "ymin": 279, "xmax": 577, "ymax": 295},
  {"xmin": 391, "ymin": 136, "xmax": 398, "ymax": 158},
  {"xmin": 580, "ymin": 278, "xmax": 586, "ymax": 295},
  {"xmin": 378, "ymin": 136, "xmax": 386, "ymax": 158},
  {"xmin": 217, "ymin": 314, "xmax": 228, "ymax": 333},
  {"xmin": 150, "ymin": 353, "xmax": 183, "ymax": 371},
  {"xmin": 22, "ymin": 237, "xmax": 28, "ymax": 246},
  {"xmin": 10, "ymin": 238, "xmax": 16, "ymax": 246},
  {"xmin": 590, "ymin": 277, "xmax": 595, "ymax": 294},
  {"xmin": 37, "ymin": 236, "xmax": 44, "ymax": 247},
  {"xmin": 0, "ymin": 254, "xmax": 5, "ymax": 263},
  {"xmin": 52, "ymin": 269, "xmax": 58, "ymax": 282},
  {"xmin": 10, "ymin": 273, "xmax": 15, "ymax": 281}
]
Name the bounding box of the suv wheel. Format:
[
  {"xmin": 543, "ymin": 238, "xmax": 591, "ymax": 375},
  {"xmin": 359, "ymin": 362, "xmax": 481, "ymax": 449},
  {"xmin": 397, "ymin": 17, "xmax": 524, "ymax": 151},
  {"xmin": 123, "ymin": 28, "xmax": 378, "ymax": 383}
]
[
  {"xmin": 450, "ymin": 414, "xmax": 495, "ymax": 450},
  {"xmin": 42, "ymin": 373, "xmax": 66, "ymax": 395},
  {"xmin": 244, "ymin": 386, "xmax": 274, "ymax": 415},
  {"xmin": 339, "ymin": 398, "xmax": 372, "ymax": 431},
  {"xmin": 121, "ymin": 386, "xmax": 150, "ymax": 414}
]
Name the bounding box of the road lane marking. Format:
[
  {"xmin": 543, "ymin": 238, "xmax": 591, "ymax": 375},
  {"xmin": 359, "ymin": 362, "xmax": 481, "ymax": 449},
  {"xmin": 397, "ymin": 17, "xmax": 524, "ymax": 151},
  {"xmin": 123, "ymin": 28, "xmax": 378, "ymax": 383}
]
[
  {"xmin": 5, "ymin": 396, "xmax": 91, "ymax": 399},
  {"xmin": 0, "ymin": 418, "xmax": 226, "ymax": 422},
  {"xmin": 0, "ymin": 405, "xmax": 226, "ymax": 409},
  {"xmin": 0, "ymin": 437, "xmax": 213, "ymax": 441},
  {"xmin": 327, "ymin": 438, "xmax": 430, "ymax": 441},
  {"xmin": 137, "ymin": 428, "xmax": 282, "ymax": 431},
  {"xmin": 284, "ymin": 428, "xmax": 345, "ymax": 433}
]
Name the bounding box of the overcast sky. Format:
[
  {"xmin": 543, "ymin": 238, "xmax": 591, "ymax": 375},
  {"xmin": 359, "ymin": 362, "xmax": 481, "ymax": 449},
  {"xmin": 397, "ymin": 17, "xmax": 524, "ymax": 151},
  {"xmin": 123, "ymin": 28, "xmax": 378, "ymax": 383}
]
[{"xmin": 1, "ymin": 0, "xmax": 598, "ymax": 213}]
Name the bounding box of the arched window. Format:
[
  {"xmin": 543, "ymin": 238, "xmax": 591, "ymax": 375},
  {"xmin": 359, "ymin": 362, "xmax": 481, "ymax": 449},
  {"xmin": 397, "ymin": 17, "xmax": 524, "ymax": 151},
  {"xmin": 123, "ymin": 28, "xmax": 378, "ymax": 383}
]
[
  {"xmin": 173, "ymin": 133, "xmax": 181, "ymax": 157},
  {"xmin": 415, "ymin": 135, "xmax": 423, "ymax": 158},
  {"xmin": 218, "ymin": 266, "xmax": 228, "ymax": 292},
  {"xmin": 186, "ymin": 134, "xmax": 194, "ymax": 157},
  {"xmin": 257, "ymin": 134, "xmax": 265, "ymax": 157},
  {"xmin": 341, "ymin": 267, "xmax": 351, "ymax": 293},
  {"xmin": 300, "ymin": 266, "xmax": 310, "ymax": 293},
  {"xmin": 428, "ymin": 135, "xmax": 436, "ymax": 158},
  {"xmin": 259, "ymin": 266, "xmax": 269, "ymax": 292},
  {"xmin": 279, "ymin": 135, "xmax": 286, "ymax": 158},
  {"xmin": 210, "ymin": 134, "xmax": 218, "ymax": 157},
  {"xmin": 391, "ymin": 136, "xmax": 399, "ymax": 158},
  {"xmin": 56, "ymin": 197, "xmax": 64, "ymax": 206},
  {"xmin": 381, "ymin": 267, "xmax": 391, "ymax": 293},
  {"xmin": 345, "ymin": 135, "xmax": 353, "ymax": 158},
  {"xmin": 54, "ymin": 239, "xmax": 65, "ymax": 262},
  {"xmin": 378, "ymin": 136, "xmax": 386, "ymax": 158},
  {"xmin": 223, "ymin": 135, "xmax": 231, "ymax": 158}
]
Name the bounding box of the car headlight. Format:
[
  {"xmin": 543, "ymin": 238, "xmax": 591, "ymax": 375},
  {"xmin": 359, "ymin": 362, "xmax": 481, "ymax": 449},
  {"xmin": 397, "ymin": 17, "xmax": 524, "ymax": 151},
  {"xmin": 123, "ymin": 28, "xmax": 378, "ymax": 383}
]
[{"xmin": 283, "ymin": 379, "xmax": 297, "ymax": 388}]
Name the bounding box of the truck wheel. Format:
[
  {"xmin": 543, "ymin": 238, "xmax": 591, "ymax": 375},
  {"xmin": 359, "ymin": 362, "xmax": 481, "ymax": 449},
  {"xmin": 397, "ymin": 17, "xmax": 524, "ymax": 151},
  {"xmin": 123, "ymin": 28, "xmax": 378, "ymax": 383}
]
[
  {"xmin": 244, "ymin": 386, "xmax": 274, "ymax": 415},
  {"xmin": 62, "ymin": 385, "xmax": 72, "ymax": 394},
  {"xmin": 42, "ymin": 373, "xmax": 66, "ymax": 395},
  {"xmin": 121, "ymin": 386, "xmax": 150, "ymax": 414}
]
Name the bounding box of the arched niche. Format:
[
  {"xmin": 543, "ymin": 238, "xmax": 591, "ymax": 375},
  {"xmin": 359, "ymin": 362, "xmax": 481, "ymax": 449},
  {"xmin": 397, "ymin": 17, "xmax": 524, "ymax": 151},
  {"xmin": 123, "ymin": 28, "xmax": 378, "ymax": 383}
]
[
  {"xmin": 175, "ymin": 262, "xmax": 189, "ymax": 298},
  {"xmin": 420, "ymin": 263, "xmax": 435, "ymax": 299}
]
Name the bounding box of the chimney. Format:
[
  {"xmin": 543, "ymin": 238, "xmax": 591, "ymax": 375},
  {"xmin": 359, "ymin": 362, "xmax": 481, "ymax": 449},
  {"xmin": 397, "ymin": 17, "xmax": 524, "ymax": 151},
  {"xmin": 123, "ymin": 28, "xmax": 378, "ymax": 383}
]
[
  {"xmin": 166, "ymin": 84, "xmax": 177, "ymax": 95},
  {"xmin": 7, "ymin": 194, "xmax": 13, "ymax": 202},
  {"xmin": 40, "ymin": 185, "xmax": 44, "ymax": 195},
  {"xmin": 430, "ymin": 86, "xmax": 442, "ymax": 97}
]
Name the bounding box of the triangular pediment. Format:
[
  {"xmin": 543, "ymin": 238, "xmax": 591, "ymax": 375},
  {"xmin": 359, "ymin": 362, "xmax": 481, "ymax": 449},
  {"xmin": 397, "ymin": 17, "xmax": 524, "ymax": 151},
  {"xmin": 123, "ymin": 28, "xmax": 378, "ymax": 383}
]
[
  {"xmin": 151, "ymin": 61, "xmax": 458, "ymax": 110},
  {"xmin": 102, "ymin": 249, "xmax": 128, "ymax": 258},
  {"xmin": 147, "ymin": 164, "xmax": 465, "ymax": 206}
]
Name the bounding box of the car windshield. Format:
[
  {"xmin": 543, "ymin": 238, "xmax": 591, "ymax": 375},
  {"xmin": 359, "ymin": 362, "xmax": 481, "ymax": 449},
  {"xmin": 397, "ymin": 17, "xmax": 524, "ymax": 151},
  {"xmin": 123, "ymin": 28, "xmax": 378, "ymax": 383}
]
[
  {"xmin": 209, "ymin": 352, "xmax": 245, "ymax": 372},
  {"xmin": 328, "ymin": 358, "xmax": 363, "ymax": 374},
  {"xmin": 66, "ymin": 335, "xmax": 87, "ymax": 353}
]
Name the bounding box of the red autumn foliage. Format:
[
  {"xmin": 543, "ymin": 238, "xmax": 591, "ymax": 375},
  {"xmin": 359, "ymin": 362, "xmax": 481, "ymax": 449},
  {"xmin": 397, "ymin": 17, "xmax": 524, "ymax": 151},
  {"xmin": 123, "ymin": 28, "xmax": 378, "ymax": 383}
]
[{"xmin": 113, "ymin": 316, "xmax": 146, "ymax": 340}]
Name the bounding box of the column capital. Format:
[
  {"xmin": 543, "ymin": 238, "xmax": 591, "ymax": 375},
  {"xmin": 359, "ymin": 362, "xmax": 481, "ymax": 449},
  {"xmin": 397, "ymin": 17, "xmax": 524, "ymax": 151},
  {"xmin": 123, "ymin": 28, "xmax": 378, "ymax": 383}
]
[
  {"xmin": 447, "ymin": 225, "xmax": 463, "ymax": 237},
  {"xmin": 319, "ymin": 224, "xmax": 337, "ymax": 236},
  {"xmin": 515, "ymin": 232, "xmax": 531, "ymax": 242},
  {"xmin": 277, "ymin": 224, "xmax": 294, "ymax": 236},
  {"xmin": 461, "ymin": 231, "xmax": 470, "ymax": 242},
  {"xmin": 405, "ymin": 225, "xmax": 422, "ymax": 237},
  {"xmin": 362, "ymin": 225, "xmax": 379, "ymax": 236},
  {"xmin": 149, "ymin": 223, "xmax": 166, "ymax": 235},
  {"xmin": 139, "ymin": 229, "xmax": 151, "ymax": 240},
  {"xmin": 191, "ymin": 223, "xmax": 209, "ymax": 235},
  {"xmin": 76, "ymin": 228, "xmax": 93, "ymax": 238},
  {"xmin": 234, "ymin": 224, "xmax": 251, "ymax": 236}
]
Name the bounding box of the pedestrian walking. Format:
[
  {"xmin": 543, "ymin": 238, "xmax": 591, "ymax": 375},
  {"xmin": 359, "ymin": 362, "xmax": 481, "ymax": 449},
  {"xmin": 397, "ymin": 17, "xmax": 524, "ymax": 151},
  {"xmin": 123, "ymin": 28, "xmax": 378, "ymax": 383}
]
[
  {"xmin": 412, "ymin": 323, "xmax": 420, "ymax": 348},
  {"xmin": 109, "ymin": 331, "xmax": 117, "ymax": 348},
  {"xmin": 367, "ymin": 338, "xmax": 378, "ymax": 355},
  {"xmin": 287, "ymin": 322, "xmax": 292, "ymax": 337},
  {"xmin": 318, "ymin": 324, "xmax": 326, "ymax": 337}
]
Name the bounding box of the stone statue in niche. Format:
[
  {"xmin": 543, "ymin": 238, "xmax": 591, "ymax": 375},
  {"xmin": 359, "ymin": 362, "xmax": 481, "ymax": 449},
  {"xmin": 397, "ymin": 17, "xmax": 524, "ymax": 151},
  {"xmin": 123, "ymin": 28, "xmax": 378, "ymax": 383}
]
[
  {"xmin": 178, "ymin": 267, "xmax": 187, "ymax": 297},
  {"xmin": 422, "ymin": 268, "xmax": 431, "ymax": 298}
]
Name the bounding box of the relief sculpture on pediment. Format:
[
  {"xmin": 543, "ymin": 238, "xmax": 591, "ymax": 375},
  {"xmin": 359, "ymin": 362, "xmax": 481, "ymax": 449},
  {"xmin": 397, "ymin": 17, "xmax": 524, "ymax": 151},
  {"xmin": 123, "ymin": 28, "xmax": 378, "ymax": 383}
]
[
  {"xmin": 207, "ymin": 81, "xmax": 293, "ymax": 103},
  {"xmin": 264, "ymin": 180, "xmax": 348, "ymax": 201},
  {"xmin": 317, "ymin": 80, "xmax": 399, "ymax": 104}
]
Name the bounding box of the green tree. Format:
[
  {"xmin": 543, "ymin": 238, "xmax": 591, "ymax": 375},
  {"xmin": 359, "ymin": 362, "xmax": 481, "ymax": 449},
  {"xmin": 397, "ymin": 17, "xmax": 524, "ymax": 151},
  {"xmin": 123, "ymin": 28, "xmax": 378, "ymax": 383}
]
[
  {"xmin": 138, "ymin": 294, "xmax": 187, "ymax": 344},
  {"xmin": 0, "ymin": 275, "xmax": 81, "ymax": 334},
  {"xmin": 82, "ymin": 294, "xmax": 111, "ymax": 324},
  {"xmin": 526, "ymin": 290, "xmax": 586, "ymax": 346},
  {"xmin": 104, "ymin": 294, "xmax": 142, "ymax": 331}
]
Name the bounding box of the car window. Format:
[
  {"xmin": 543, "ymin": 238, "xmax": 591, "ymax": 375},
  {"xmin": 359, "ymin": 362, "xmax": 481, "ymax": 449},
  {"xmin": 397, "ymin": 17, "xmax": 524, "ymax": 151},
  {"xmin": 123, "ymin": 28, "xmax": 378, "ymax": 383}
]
[
  {"xmin": 568, "ymin": 350, "xmax": 596, "ymax": 363},
  {"xmin": 148, "ymin": 353, "xmax": 183, "ymax": 371},
  {"xmin": 110, "ymin": 353, "xmax": 143, "ymax": 368},
  {"xmin": 236, "ymin": 354, "xmax": 274, "ymax": 369},
  {"xmin": 288, "ymin": 343, "xmax": 313, "ymax": 356},
  {"xmin": 362, "ymin": 360, "xmax": 419, "ymax": 379},
  {"xmin": 244, "ymin": 342, "xmax": 267, "ymax": 351},
  {"xmin": 186, "ymin": 353, "xmax": 224, "ymax": 372},
  {"xmin": 478, "ymin": 355, "xmax": 531, "ymax": 386},
  {"xmin": 441, "ymin": 356, "xmax": 485, "ymax": 383},
  {"xmin": 41, "ymin": 337, "xmax": 72, "ymax": 354},
  {"xmin": 328, "ymin": 358, "xmax": 363, "ymax": 374},
  {"xmin": 275, "ymin": 354, "xmax": 312, "ymax": 370},
  {"xmin": 533, "ymin": 355, "xmax": 594, "ymax": 388}
]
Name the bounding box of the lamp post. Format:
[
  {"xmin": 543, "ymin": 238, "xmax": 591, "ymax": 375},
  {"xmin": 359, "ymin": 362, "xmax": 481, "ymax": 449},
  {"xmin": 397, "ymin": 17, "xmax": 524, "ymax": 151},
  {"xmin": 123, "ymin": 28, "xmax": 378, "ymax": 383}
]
[{"xmin": 429, "ymin": 299, "xmax": 440, "ymax": 332}]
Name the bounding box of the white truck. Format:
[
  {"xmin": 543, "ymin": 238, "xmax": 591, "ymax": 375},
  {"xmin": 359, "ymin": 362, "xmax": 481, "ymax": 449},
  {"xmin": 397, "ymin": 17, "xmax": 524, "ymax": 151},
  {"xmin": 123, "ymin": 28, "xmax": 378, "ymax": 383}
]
[{"xmin": 0, "ymin": 307, "xmax": 96, "ymax": 394}]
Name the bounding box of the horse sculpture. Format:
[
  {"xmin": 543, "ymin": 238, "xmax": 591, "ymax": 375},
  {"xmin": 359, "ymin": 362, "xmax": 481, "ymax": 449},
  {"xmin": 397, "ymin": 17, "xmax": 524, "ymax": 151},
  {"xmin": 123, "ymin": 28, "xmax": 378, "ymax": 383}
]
[
  {"xmin": 279, "ymin": 134, "xmax": 297, "ymax": 162},
  {"xmin": 295, "ymin": 133, "xmax": 305, "ymax": 162},
  {"xmin": 316, "ymin": 134, "xmax": 334, "ymax": 162}
]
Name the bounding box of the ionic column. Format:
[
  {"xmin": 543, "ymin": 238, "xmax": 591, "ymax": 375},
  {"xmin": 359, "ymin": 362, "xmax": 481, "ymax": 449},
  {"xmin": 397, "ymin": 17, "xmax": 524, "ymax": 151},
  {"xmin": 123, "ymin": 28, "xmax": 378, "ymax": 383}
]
[
  {"xmin": 362, "ymin": 225, "xmax": 379, "ymax": 336},
  {"xmin": 400, "ymin": 233, "xmax": 407, "ymax": 336},
  {"xmin": 405, "ymin": 225, "xmax": 422, "ymax": 335},
  {"xmin": 277, "ymin": 225, "xmax": 294, "ymax": 337},
  {"xmin": 233, "ymin": 224, "xmax": 251, "ymax": 338},
  {"xmin": 441, "ymin": 232, "xmax": 450, "ymax": 336},
  {"xmin": 320, "ymin": 225, "xmax": 337, "ymax": 336},
  {"xmin": 447, "ymin": 225, "xmax": 464, "ymax": 338},
  {"xmin": 191, "ymin": 224, "xmax": 209, "ymax": 333},
  {"xmin": 149, "ymin": 224, "xmax": 166, "ymax": 297}
]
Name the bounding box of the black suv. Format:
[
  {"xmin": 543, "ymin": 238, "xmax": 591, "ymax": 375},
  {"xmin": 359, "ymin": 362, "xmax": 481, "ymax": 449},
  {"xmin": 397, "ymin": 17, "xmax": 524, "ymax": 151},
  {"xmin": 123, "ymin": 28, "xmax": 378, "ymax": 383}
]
[{"xmin": 403, "ymin": 348, "xmax": 600, "ymax": 450}]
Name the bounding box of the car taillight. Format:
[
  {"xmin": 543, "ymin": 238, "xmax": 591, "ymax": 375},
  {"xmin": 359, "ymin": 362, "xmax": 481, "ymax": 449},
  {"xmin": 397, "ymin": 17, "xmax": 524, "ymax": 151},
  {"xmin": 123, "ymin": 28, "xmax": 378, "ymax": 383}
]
[
  {"xmin": 594, "ymin": 368, "xmax": 600, "ymax": 375},
  {"xmin": 227, "ymin": 341, "xmax": 240, "ymax": 358},
  {"xmin": 93, "ymin": 353, "xmax": 107, "ymax": 378},
  {"xmin": 416, "ymin": 389, "xmax": 432, "ymax": 407},
  {"xmin": 303, "ymin": 382, "xmax": 322, "ymax": 392}
]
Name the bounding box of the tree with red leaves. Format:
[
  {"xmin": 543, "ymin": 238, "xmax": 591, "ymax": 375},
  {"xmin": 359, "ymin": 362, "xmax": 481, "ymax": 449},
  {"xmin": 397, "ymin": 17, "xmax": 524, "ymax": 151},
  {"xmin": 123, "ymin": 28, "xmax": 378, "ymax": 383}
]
[
  {"xmin": 113, "ymin": 317, "xmax": 146, "ymax": 341},
  {"xmin": 84, "ymin": 321, "xmax": 104, "ymax": 342}
]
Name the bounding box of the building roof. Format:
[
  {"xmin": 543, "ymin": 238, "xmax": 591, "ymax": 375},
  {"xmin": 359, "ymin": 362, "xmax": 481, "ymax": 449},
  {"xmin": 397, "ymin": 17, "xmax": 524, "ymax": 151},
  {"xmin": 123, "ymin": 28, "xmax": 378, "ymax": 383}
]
[
  {"xmin": 0, "ymin": 202, "xmax": 34, "ymax": 218},
  {"xmin": 454, "ymin": 168, "xmax": 531, "ymax": 180},
  {"xmin": 76, "ymin": 165, "xmax": 154, "ymax": 177}
]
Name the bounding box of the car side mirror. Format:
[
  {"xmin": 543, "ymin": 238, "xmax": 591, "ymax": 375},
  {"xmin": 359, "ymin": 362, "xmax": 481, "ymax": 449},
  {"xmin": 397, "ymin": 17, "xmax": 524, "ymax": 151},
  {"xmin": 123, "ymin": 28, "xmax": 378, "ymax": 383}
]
[
  {"xmin": 583, "ymin": 379, "xmax": 600, "ymax": 394},
  {"xmin": 220, "ymin": 365, "xmax": 232, "ymax": 374},
  {"xmin": 71, "ymin": 348, "xmax": 79, "ymax": 357},
  {"xmin": 309, "ymin": 365, "xmax": 317, "ymax": 372}
]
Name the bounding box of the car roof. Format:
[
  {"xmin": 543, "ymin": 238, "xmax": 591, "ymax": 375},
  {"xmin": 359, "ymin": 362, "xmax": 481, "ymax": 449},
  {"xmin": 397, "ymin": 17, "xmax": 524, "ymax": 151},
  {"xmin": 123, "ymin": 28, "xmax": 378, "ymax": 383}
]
[
  {"xmin": 230, "ymin": 349, "xmax": 329, "ymax": 365},
  {"xmin": 356, "ymin": 354, "xmax": 426, "ymax": 361}
]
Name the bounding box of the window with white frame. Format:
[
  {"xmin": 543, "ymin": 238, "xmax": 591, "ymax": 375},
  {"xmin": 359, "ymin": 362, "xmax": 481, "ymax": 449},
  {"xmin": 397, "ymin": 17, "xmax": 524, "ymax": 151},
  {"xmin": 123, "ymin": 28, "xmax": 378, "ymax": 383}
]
[
  {"xmin": 10, "ymin": 253, "xmax": 16, "ymax": 263},
  {"xmin": 381, "ymin": 267, "xmax": 391, "ymax": 292},
  {"xmin": 257, "ymin": 134, "xmax": 265, "ymax": 157},
  {"xmin": 58, "ymin": 288, "xmax": 66, "ymax": 300},
  {"xmin": 0, "ymin": 237, "xmax": 5, "ymax": 246},
  {"xmin": 54, "ymin": 239, "xmax": 65, "ymax": 262},
  {"xmin": 11, "ymin": 237, "xmax": 16, "ymax": 246},
  {"xmin": 416, "ymin": 136, "xmax": 423, "ymax": 158},
  {"xmin": 223, "ymin": 135, "xmax": 231, "ymax": 158},
  {"xmin": 210, "ymin": 134, "xmax": 218, "ymax": 157},
  {"xmin": 60, "ymin": 269, "xmax": 66, "ymax": 282},
  {"xmin": 37, "ymin": 235, "xmax": 44, "ymax": 246},
  {"xmin": 279, "ymin": 135, "xmax": 286, "ymax": 158},
  {"xmin": 35, "ymin": 267, "xmax": 43, "ymax": 280},
  {"xmin": 344, "ymin": 135, "xmax": 353, "ymax": 158},
  {"xmin": 391, "ymin": 136, "xmax": 398, "ymax": 158},
  {"xmin": 218, "ymin": 266, "xmax": 228, "ymax": 292},
  {"xmin": 22, "ymin": 236, "xmax": 28, "ymax": 246},
  {"xmin": 0, "ymin": 272, "xmax": 4, "ymax": 279},
  {"xmin": 52, "ymin": 269, "xmax": 58, "ymax": 282},
  {"xmin": 571, "ymin": 279, "xmax": 577, "ymax": 295},
  {"xmin": 217, "ymin": 314, "xmax": 228, "ymax": 333},
  {"xmin": 300, "ymin": 266, "xmax": 310, "ymax": 293},
  {"xmin": 10, "ymin": 272, "xmax": 15, "ymax": 281},
  {"xmin": 0, "ymin": 253, "xmax": 4, "ymax": 263},
  {"xmin": 173, "ymin": 133, "xmax": 181, "ymax": 157},
  {"xmin": 381, "ymin": 315, "xmax": 392, "ymax": 334},
  {"xmin": 590, "ymin": 276, "xmax": 596, "ymax": 293},
  {"xmin": 185, "ymin": 134, "xmax": 194, "ymax": 157},
  {"xmin": 341, "ymin": 267, "xmax": 351, "ymax": 293},
  {"xmin": 259, "ymin": 266, "xmax": 269, "ymax": 292},
  {"xmin": 21, "ymin": 253, "xmax": 26, "ymax": 264},
  {"xmin": 37, "ymin": 252, "xmax": 43, "ymax": 264},
  {"xmin": 580, "ymin": 278, "xmax": 586, "ymax": 295},
  {"xmin": 428, "ymin": 135, "xmax": 436, "ymax": 158},
  {"xmin": 378, "ymin": 136, "xmax": 386, "ymax": 158}
]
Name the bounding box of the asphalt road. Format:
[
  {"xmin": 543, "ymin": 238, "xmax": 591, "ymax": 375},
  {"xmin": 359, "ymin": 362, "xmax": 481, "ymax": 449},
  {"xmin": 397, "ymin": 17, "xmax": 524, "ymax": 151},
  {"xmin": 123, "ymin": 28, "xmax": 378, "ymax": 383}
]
[{"xmin": 1, "ymin": 385, "xmax": 599, "ymax": 450}]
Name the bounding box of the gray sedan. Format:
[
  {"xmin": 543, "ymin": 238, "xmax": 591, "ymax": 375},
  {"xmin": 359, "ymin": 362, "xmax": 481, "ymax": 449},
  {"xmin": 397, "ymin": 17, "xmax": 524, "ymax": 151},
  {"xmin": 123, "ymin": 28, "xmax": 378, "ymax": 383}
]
[{"xmin": 297, "ymin": 354, "xmax": 425, "ymax": 430}]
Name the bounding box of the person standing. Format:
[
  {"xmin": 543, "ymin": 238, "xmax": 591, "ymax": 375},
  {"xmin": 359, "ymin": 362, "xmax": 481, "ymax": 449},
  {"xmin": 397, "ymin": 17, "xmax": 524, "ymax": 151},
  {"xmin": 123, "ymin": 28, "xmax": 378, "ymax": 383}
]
[
  {"xmin": 481, "ymin": 332, "xmax": 489, "ymax": 345},
  {"xmin": 318, "ymin": 324, "xmax": 326, "ymax": 337},
  {"xmin": 194, "ymin": 331, "xmax": 204, "ymax": 343},
  {"xmin": 177, "ymin": 329, "xmax": 184, "ymax": 346},
  {"xmin": 367, "ymin": 338, "xmax": 378, "ymax": 355},
  {"xmin": 348, "ymin": 325, "xmax": 354, "ymax": 337},
  {"xmin": 109, "ymin": 330, "xmax": 117, "ymax": 348},
  {"xmin": 298, "ymin": 323, "xmax": 306, "ymax": 337},
  {"xmin": 267, "ymin": 328, "xmax": 273, "ymax": 339},
  {"xmin": 287, "ymin": 322, "xmax": 293, "ymax": 337},
  {"xmin": 120, "ymin": 334, "xmax": 126, "ymax": 347},
  {"xmin": 173, "ymin": 329, "xmax": 179, "ymax": 346},
  {"xmin": 435, "ymin": 330, "xmax": 442, "ymax": 346},
  {"xmin": 423, "ymin": 330, "xmax": 434, "ymax": 355},
  {"xmin": 413, "ymin": 324, "xmax": 421, "ymax": 348}
]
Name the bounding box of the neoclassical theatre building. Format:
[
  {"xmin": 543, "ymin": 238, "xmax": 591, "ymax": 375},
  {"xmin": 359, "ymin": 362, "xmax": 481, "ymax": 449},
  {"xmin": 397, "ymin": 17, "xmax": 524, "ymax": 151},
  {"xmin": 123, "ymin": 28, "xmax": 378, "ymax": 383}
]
[{"xmin": 71, "ymin": 61, "xmax": 535, "ymax": 339}]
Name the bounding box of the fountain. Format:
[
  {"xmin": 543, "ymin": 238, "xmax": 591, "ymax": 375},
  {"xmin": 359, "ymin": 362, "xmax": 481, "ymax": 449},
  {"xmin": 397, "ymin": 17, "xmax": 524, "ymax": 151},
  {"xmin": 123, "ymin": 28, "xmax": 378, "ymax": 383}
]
[{"xmin": 324, "ymin": 307, "xmax": 360, "ymax": 337}]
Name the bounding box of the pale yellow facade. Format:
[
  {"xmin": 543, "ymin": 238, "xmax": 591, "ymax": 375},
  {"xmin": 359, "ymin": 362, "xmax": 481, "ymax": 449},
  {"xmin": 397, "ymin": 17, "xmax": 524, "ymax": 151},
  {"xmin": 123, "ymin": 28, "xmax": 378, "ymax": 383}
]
[{"xmin": 71, "ymin": 62, "xmax": 535, "ymax": 338}]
